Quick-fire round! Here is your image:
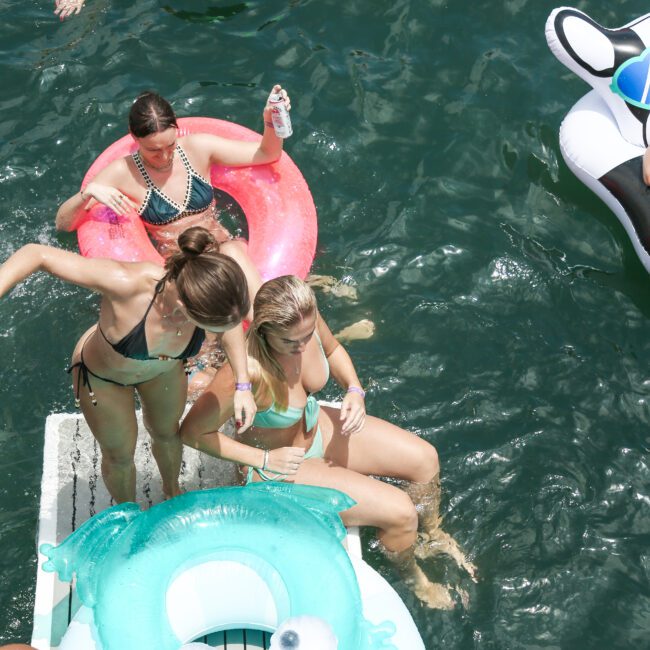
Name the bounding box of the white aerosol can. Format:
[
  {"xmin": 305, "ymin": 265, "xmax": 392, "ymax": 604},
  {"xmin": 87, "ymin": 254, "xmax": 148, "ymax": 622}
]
[{"xmin": 269, "ymin": 92, "xmax": 293, "ymax": 139}]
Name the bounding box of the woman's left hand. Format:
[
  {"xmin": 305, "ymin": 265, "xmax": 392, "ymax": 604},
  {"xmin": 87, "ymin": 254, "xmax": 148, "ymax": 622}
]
[
  {"xmin": 263, "ymin": 85, "xmax": 291, "ymax": 123},
  {"xmin": 339, "ymin": 391, "xmax": 366, "ymax": 436},
  {"xmin": 54, "ymin": 0, "xmax": 85, "ymax": 20},
  {"xmin": 234, "ymin": 389, "xmax": 257, "ymax": 433}
]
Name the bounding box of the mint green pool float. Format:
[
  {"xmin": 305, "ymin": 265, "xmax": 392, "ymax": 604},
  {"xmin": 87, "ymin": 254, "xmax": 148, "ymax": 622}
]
[{"xmin": 40, "ymin": 483, "xmax": 398, "ymax": 650}]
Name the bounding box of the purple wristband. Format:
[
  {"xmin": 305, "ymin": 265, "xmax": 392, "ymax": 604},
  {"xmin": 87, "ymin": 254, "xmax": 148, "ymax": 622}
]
[
  {"xmin": 235, "ymin": 382, "xmax": 252, "ymax": 391},
  {"xmin": 346, "ymin": 386, "xmax": 366, "ymax": 399}
]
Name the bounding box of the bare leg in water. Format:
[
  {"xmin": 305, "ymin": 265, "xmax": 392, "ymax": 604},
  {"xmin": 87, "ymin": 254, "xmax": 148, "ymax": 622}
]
[
  {"xmin": 383, "ymin": 472, "xmax": 476, "ymax": 609},
  {"xmin": 313, "ymin": 407, "xmax": 475, "ymax": 608},
  {"xmin": 407, "ymin": 475, "xmax": 477, "ymax": 581}
]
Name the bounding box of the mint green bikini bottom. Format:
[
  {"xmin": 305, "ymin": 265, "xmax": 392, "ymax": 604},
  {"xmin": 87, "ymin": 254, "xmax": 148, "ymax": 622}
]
[{"xmin": 245, "ymin": 426, "xmax": 324, "ymax": 484}]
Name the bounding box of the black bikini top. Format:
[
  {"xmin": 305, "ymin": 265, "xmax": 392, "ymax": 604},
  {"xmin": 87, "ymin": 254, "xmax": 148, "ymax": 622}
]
[{"xmin": 99, "ymin": 280, "xmax": 205, "ymax": 361}]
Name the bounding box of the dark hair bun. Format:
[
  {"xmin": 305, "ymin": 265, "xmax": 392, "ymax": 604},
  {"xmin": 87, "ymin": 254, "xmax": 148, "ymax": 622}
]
[
  {"xmin": 165, "ymin": 227, "xmax": 250, "ymax": 328},
  {"xmin": 177, "ymin": 227, "xmax": 218, "ymax": 257}
]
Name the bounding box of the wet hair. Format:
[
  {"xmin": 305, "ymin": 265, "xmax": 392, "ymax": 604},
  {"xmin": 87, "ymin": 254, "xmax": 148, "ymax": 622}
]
[
  {"xmin": 128, "ymin": 91, "xmax": 178, "ymax": 138},
  {"xmin": 247, "ymin": 275, "xmax": 317, "ymax": 410},
  {"xmin": 164, "ymin": 227, "xmax": 250, "ymax": 328}
]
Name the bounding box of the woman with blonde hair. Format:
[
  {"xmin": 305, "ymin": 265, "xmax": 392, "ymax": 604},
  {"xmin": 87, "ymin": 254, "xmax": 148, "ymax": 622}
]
[
  {"xmin": 0, "ymin": 227, "xmax": 254, "ymax": 503},
  {"xmin": 181, "ymin": 275, "xmax": 474, "ymax": 608}
]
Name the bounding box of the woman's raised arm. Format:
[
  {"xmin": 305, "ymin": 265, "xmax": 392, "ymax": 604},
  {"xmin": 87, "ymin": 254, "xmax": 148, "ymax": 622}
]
[
  {"xmin": 0, "ymin": 244, "xmax": 142, "ymax": 299},
  {"xmin": 190, "ymin": 85, "xmax": 291, "ymax": 168}
]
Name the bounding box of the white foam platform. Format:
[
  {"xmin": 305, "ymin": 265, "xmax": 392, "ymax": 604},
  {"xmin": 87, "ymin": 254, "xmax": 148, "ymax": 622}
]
[{"xmin": 31, "ymin": 411, "xmax": 363, "ymax": 650}]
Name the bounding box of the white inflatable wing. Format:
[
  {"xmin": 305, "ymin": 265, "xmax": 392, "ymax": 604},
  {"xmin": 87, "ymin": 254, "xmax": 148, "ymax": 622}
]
[
  {"xmin": 546, "ymin": 7, "xmax": 650, "ymax": 272},
  {"xmin": 546, "ymin": 7, "xmax": 650, "ymax": 147}
]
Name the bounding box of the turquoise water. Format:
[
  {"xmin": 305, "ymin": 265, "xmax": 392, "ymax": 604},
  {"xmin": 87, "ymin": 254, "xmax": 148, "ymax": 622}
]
[{"xmin": 2, "ymin": 0, "xmax": 650, "ymax": 647}]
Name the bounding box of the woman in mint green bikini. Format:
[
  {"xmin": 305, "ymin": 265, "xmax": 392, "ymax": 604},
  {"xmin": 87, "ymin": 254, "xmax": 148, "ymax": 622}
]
[{"xmin": 181, "ymin": 275, "xmax": 476, "ymax": 609}]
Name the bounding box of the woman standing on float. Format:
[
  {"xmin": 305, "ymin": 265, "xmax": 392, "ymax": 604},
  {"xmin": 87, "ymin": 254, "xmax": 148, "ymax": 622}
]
[
  {"xmin": 0, "ymin": 227, "xmax": 252, "ymax": 503},
  {"xmin": 55, "ymin": 85, "xmax": 291, "ymax": 315}
]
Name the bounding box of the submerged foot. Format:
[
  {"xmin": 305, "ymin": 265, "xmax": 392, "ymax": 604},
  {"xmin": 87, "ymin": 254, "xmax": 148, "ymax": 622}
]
[
  {"xmin": 306, "ymin": 273, "xmax": 337, "ymax": 288},
  {"xmin": 334, "ymin": 319, "xmax": 376, "ymax": 342},
  {"xmin": 407, "ymin": 562, "xmax": 455, "ymax": 610},
  {"xmin": 455, "ymin": 586, "xmax": 470, "ymax": 609},
  {"xmin": 415, "ymin": 530, "xmax": 477, "ymax": 582},
  {"xmin": 386, "ymin": 544, "xmax": 456, "ymax": 610},
  {"xmin": 307, "ymin": 274, "xmax": 358, "ymax": 300}
]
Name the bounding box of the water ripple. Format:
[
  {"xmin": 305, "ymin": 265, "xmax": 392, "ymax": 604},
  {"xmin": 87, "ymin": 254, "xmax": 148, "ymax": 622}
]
[{"xmin": 2, "ymin": 1, "xmax": 650, "ymax": 647}]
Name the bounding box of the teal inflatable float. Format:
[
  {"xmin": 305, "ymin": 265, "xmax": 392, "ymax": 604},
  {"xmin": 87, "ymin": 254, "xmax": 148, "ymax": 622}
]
[{"xmin": 40, "ymin": 484, "xmax": 398, "ymax": 650}]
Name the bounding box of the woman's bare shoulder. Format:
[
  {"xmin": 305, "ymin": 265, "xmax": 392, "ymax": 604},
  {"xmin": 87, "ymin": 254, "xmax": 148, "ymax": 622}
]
[
  {"xmin": 107, "ymin": 262, "xmax": 164, "ymax": 300},
  {"xmin": 91, "ymin": 154, "xmax": 135, "ymax": 183},
  {"xmin": 181, "ymin": 132, "xmax": 230, "ymax": 156}
]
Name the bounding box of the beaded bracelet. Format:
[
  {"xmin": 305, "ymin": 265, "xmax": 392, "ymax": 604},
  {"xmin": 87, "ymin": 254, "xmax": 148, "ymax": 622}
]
[
  {"xmin": 347, "ymin": 386, "xmax": 366, "ymax": 399},
  {"xmin": 235, "ymin": 382, "xmax": 252, "ymax": 391}
]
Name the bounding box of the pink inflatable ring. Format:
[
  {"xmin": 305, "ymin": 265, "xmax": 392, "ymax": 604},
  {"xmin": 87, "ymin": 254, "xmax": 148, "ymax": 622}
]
[{"xmin": 77, "ymin": 117, "xmax": 317, "ymax": 280}]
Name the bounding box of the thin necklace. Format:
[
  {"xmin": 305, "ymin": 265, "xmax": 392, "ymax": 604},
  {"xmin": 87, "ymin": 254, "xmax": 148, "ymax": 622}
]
[
  {"xmin": 162, "ymin": 310, "xmax": 187, "ymax": 337},
  {"xmin": 290, "ymin": 354, "xmax": 301, "ymax": 378},
  {"xmin": 159, "ymin": 297, "xmax": 188, "ymax": 336},
  {"xmin": 141, "ymin": 150, "xmax": 175, "ymax": 173},
  {"xmin": 275, "ymin": 351, "xmax": 301, "ymax": 377}
]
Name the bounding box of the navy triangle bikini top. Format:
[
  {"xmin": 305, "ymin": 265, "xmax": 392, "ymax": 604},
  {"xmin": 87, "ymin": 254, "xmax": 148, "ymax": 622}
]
[
  {"xmin": 99, "ymin": 279, "xmax": 205, "ymax": 361},
  {"xmin": 133, "ymin": 145, "xmax": 214, "ymax": 226}
]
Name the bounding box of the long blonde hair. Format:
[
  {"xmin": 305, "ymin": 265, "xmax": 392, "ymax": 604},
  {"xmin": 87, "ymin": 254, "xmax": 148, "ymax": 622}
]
[{"xmin": 247, "ymin": 275, "xmax": 317, "ymax": 411}]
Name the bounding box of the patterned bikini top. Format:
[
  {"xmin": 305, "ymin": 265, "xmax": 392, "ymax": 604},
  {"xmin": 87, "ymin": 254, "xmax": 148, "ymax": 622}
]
[{"xmin": 132, "ymin": 145, "xmax": 214, "ymax": 226}]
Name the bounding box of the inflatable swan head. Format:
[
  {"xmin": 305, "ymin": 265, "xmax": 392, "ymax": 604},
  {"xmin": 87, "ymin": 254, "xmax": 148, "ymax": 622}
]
[
  {"xmin": 546, "ymin": 7, "xmax": 650, "ymax": 148},
  {"xmin": 269, "ymin": 616, "xmax": 338, "ymax": 650}
]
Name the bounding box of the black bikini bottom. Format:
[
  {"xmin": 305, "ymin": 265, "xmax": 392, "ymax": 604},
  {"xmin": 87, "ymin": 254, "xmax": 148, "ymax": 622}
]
[{"xmin": 67, "ymin": 348, "xmax": 141, "ymax": 407}]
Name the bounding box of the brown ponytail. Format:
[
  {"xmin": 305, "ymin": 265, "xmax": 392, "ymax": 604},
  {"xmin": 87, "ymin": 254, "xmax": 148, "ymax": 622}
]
[{"xmin": 165, "ymin": 227, "xmax": 250, "ymax": 327}]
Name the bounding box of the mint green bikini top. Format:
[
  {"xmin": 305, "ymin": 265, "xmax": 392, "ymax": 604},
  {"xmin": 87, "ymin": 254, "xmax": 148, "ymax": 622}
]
[
  {"xmin": 253, "ymin": 333, "xmax": 329, "ymax": 430},
  {"xmin": 253, "ymin": 395, "xmax": 321, "ymax": 430}
]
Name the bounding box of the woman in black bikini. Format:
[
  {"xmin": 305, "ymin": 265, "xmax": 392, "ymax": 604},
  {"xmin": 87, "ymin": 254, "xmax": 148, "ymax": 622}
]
[
  {"xmin": 0, "ymin": 227, "xmax": 254, "ymax": 503},
  {"xmin": 55, "ymin": 85, "xmax": 291, "ymax": 316}
]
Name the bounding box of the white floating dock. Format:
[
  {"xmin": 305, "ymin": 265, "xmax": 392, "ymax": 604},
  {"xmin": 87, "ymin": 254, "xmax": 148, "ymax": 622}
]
[
  {"xmin": 31, "ymin": 411, "xmax": 361, "ymax": 650},
  {"xmin": 31, "ymin": 410, "xmax": 422, "ymax": 649}
]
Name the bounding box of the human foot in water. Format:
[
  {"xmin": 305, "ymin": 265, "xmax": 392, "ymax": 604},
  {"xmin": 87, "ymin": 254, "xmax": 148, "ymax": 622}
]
[
  {"xmin": 408, "ymin": 562, "xmax": 455, "ymax": 610},
  {"xmin": 334, "ymin": 319, "xmax": 375, "ymax": 341},
  {"xmin": 307, "ymin": 274, "xmax": 358, "ymax": 300},
  {"xmin": 387, "ymin": 546, "xmax": 455, "ymax": 610},
  {"xmin": 415, "ymin": 528, "xmax": 477, "ymax": 582}
]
